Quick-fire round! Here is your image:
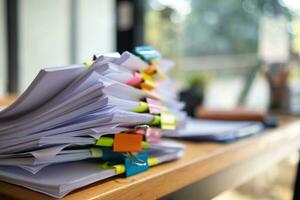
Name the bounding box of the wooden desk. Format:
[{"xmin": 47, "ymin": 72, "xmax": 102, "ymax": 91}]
[
  {"xmin": 0, "ymin": 97, "xmax": 299, "ymax": 199},
  {"xmin": 0, "ymin": 95, "xmax": 16, "ymax": 107}
]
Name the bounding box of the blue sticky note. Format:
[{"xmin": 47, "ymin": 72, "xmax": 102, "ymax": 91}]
[
  {"xmin": 125, "ymin": 153, "xmax": 149, "ymax": 177},
  {"xmin": 134, "ymin": 46, "xmax": 160, "ymax": 61}
]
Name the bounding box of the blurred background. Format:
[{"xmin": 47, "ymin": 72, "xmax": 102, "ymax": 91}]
[{"xmin": 1, "ymin": 0, "xmax": 300, "ymax": 199}]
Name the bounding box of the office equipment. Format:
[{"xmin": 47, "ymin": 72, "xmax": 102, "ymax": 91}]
[
  {"xmin": 163, "ymin": 118, "xmax": 264, "ymax": 142},
  {"xmin": 0, "ymin": 47, "xmax": 185, "ymax": 198},
  {"xmin": 196, "ymin": 107, "xmax": 266, "ymax": 121},
  {"xmin": 196, "ymin": 107, "xmax": 279, "ymax": 128}
]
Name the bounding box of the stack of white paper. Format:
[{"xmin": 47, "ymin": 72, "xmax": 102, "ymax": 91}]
[{"xmin": 0, "ymin": 47, "xmax": 185, "ymax": 198}]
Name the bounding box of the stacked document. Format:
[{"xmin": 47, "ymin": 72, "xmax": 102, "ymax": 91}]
[
  {"xmin": 0, "ymin": 47, "xmax": 186, "ymax": 198},
  {"xmin": 164, "ymin": 118, "xmax": 264, "ymax": 142}
]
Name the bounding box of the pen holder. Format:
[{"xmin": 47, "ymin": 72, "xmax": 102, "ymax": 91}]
[{"xmin": 179, "ymin": 85, "xmax": 204, "ymax": 117}]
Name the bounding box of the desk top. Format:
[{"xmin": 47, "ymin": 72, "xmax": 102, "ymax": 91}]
[
  {"xmin": 0, "ymin": 97, "xmax": 300, "ymax": 200},
  {"xmin": 0, "ymin": 95, "xmax": 16, "ymax": 108}
]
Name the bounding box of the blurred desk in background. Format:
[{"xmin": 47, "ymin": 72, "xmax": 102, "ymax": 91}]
[{"xmin": 0, "ymin": 97, "xmax": 299, "ymax": 200}]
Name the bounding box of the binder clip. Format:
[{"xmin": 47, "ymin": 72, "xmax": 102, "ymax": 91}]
[
  {"xmin": 135, "ymin": 125, "xmax": 162, "ymax": 143},
  {"xmin": 124, "ymin": 152, "xmax": 149, "ymax": 177},
  {"xmin": 102, "ymin": 148, "xmax": 125, "ymax": 161},
  {"xmin": 99, "ymin": 153, "xmax": 150, "ymax": 177},
  {"xmin": 113, "ymin": 133, "xmax": 144, "ymax": 152}
]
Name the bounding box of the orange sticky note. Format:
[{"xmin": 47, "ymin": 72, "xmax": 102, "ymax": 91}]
[
  {"xmin": 113, "ymin": 133, "xmax": 143, "ymax": 152},
  {"xmin": 145, "ymin": 65, "xmax": 157, "ymax": 75}
]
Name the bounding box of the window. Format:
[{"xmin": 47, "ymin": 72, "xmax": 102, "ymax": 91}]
[
  {"xmin": 1, "ymin": 0, "xmax": 116, "ymax": 95},
  {"xmin": 0, "ymin": 0, "xmax": 6, "ymax": 96}
]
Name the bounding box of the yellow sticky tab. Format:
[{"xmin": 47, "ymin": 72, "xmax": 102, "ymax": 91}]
[
  {"xmin": 148, "ymin": 157, "xmax": 159, "ymax": 166},
  {"xmin": 141, "ymin": 80, "xmax": 157, "ymax": 90},
  {"xmin": 140, "ymin": 72, "xmax": 153, "ymax": 81},
  {"xmin": 100, "ymin": 162, "xmax": 112, "ymax": 170},
  {"xmin": 132, "ymin": 102, "xmax": 149, "ymax": 113},
  {"xmin": 100, "ymin": 162, "xmax": 125, "ymax": 175},
  {"xmin": 84, "ymin": 60, "xmax": 94, "ymax": 68},
  {"xmin": 161, "ymin": 112, "xmax": 176, "ymax": 130},
  {"xmin": 114, "ymin": 164, "xmax": 126, "ymax": 175}
]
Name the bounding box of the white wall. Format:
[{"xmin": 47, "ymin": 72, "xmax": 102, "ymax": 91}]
[
  {"xmin": 0, "ymin": 0, "xmax": 6, "ymax": 96},
  {"xmin": 18, "ymin": 0, "xmax": 116, "ymax": 93},
  {"xmin": 19, "ymin": 0, "xmax": 71, "ymax": 92},
  {"xmin": 76, "ymin": 0, "xmax": 115, "ymax": 62}
]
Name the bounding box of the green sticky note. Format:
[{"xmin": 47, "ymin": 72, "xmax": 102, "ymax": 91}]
[
  {"xmin": 148, "ymin": 115, "xmax": 161, "ymax": 126},
  {"xmin": 142, "ymin": 141, "xmax": 150, "ymax": 148},
  {"xmin": 96, "ymin": 137, "xmax": 114, "ymax": 147}
]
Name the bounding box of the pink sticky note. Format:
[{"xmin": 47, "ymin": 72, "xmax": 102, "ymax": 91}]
[
  {"xmin": 127, "ymin": 72, "xmax": 143, "ymax": 86},
  {"xmin": 146, "ymin": 98, "xmax": 162, "ymax": 114},
  {"xmin": 145, "ymin": 127, "xmax": 162, "ymax": 143},
  {"xmin": 134, "ymin": 126, "xmax": 161, "ymax": 143}
]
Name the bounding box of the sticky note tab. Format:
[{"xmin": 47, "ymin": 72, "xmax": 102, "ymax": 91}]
[
  {"xmin": 140, "ymin": 72, "xmax": 153, "ymax": 81},
  {"xmin": 90, "ymin": 148, "xmax": 103, "ymax": 158},
  {"xmin": 114, "ymin": 164, "xmax": 126, "ymax": 175},
  {"xmin": 161, "ymin": 112, "xmax": 176, "ymax": 130},
  {"xmin": 96, "ymin": 137, "xmax": 114, "ymax": 147},
  {"xmin": 132, "ymin": 102, "xmax": 149, "ymax": 113},
  {"xmin": 134, "ymin": 46, "xmax": 161, "ymax": 61},
  {"xmin": 134, "ymin": 125, "xmax": 149, "ymax": 135},
  {"xmin": 113, "ymin": 133, "xmax": 143, "ymax": 152},
  {"xmin": 84, "ymin": 60, "xmax": 94, "ymax": 68},
  {"xmin": 148, "ymin": 157, "xmax": 159, "ymax": 166},
  {"xmin": 100, "ymin": 162, "xmax": 126, "ymax": 175},
  {"xmin": 145, "ymin": 65, "xmax": 157, "ymax": 75},
  {"xmin": 134, "ymin": 125, "xmax": 162, "ymax": 143},
  {"xmin": 146, "ymin": 98, "xmax": 162, "ymax": 114},
  {"xmin": 145, "ymin": 127, "xmax": 162, "ymax": 143},
  {"xmin": 141, "ymin": 80, "xmax": 156, "ymax": 90},
  {"xmin": 102, "ymin": 148, "xmax": 124, "ymax": 161},
  {"xmin": 125, "ymin": 153, "xmax": 149, "ymax": 177},
  {"xmin": 142, "ymin": 141, "xmax": 150, "ymax": 148},
  {"xmin": 148, "ymin": 115, "xmax": 161, "ymax": 126},
  {"xmin": 127, "ymin": 72, "xmax": 143, "ymax": 86}
]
